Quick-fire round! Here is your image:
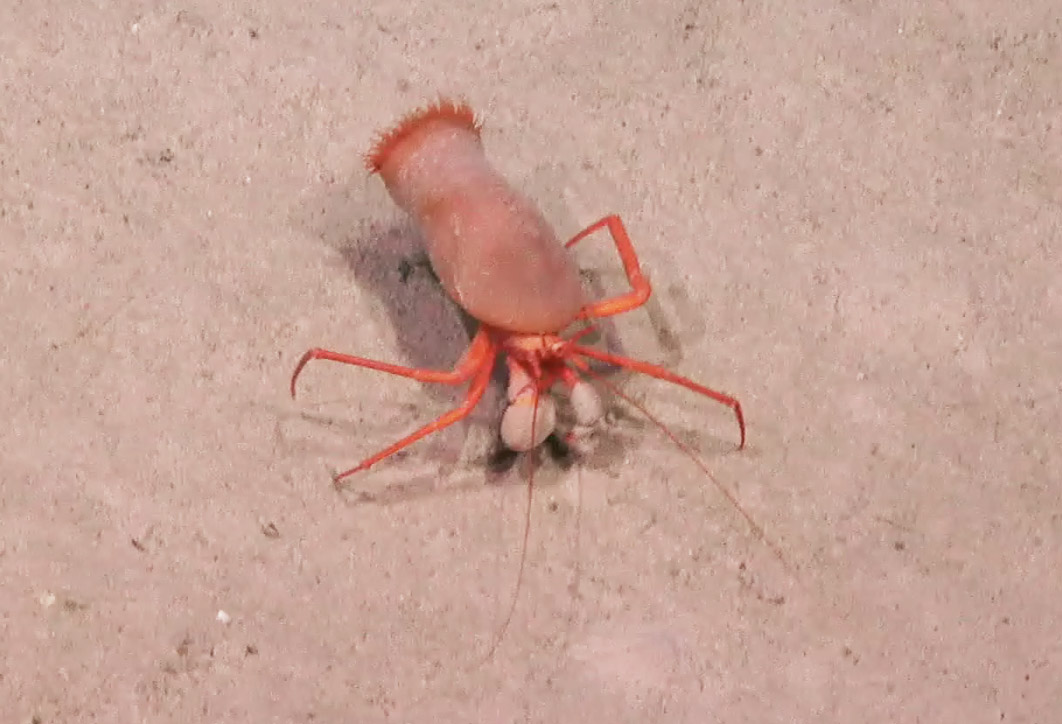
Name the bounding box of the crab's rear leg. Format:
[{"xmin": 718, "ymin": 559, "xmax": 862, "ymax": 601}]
[
  {"xmin": 291, "ymin": 328, "xmax": 499, "ymax": 480},
  {"xmin": 565, "ymin": 215, "xmax": 651, "ymax": 320}
]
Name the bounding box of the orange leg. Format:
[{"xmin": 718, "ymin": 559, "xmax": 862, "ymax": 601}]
[
  {"xmin": 565, "ymin": 215, "xmax": 652, "ymax": 319},
  {"xmin": 291, "ymin": 328, "xmax": 499, "ymax": 480},
  {"xmin": 290, "ymin": 327, "xmax": 495, "ymax": 396},
  {"xmin": 568, "ymin": 342, "xmax": 745, "ymax": 449}
]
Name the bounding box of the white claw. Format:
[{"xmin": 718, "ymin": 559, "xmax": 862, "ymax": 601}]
[
  {"xmin": 500, "ymin": 393, "xmax": 557, "ymax": 452},
  {"xmin": 506, "ymin": 364, "xmax": 533, "ymax": 402},
  {"xmin": 570, "ymin": 380, "xmax": 604, "ymax": 426}
]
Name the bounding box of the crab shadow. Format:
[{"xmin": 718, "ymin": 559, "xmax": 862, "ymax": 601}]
[{"xmin": 299, "ymin": 172, "xmax": 482, "ymax": 390}]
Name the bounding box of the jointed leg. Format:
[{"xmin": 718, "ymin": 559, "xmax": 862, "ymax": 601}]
[
  {"xmin": 565, "ymin": 215, "xmax": 652, "ymax": 320},
  {"xmin": 289, "ymin": 328, "xmax": 500, "ymax": 481},
  {"xmin": 568, "ymin": 342, "xmax": 745, "ymax": 449},
  {"xmin": 290, "ymin": 327, "xmax": 494, "ymax": 398},
  {"xmin": 334, "ymin": 352, "xmax": 496, "ymax": 480}
]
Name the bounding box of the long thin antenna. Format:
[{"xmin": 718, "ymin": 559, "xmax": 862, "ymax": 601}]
[
  {"xmin": 573, "ymin": 360, "xmax": 788, "ymax": 569},
  {"xmin": 482, "ymin": 390, "xmax": 539, "ymax": 660}
]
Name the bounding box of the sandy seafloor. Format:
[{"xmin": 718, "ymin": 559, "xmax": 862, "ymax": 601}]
[{"xmin": 2, "ymin": 2, "xmax": 1060, "ymax": 722}]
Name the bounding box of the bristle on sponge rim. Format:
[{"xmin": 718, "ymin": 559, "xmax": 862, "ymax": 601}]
[{"xmin": 364, "ymin": 98, "xmax": 482, "ymax": 173}]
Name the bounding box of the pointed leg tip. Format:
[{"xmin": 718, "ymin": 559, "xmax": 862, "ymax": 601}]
[{"xmin": 333, "ymin": 463, "xmax": 369, "ymax": 485}]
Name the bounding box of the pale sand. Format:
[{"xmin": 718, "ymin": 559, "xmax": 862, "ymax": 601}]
[{"xmin": 2, "ymin": 2, "xmax": 1059, "ymax": 721}]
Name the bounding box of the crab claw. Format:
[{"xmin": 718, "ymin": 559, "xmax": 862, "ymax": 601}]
[
  {"xmin": 500, "ymin": 393, "xmax": 557, "ymax": 452},
  {"xmin": 569, "ymin": 380, "xmax": 604, "ymax": 426}
]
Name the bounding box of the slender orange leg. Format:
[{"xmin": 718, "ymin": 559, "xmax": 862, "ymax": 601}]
[
  {"xmin": 565, "ymin": 215, "xmax": 652, "ymax": 319},
  {"xmin": 291, "ymin": 327, "xmax": 495, "ymax": 397},
  {"xmin": 290, "ymin": 328, "xmax": 499, "ymax": 480},
  {"xmin": 563, "ymin": 215, "xmax": 744, "ymax": 447},
  {"xmin": 568, "ymin": 342, "xmax": 745, "ymax": 449},
  {"xmin": 334, "ymin": 354, "xmax": 496, "ymax": 480}
]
